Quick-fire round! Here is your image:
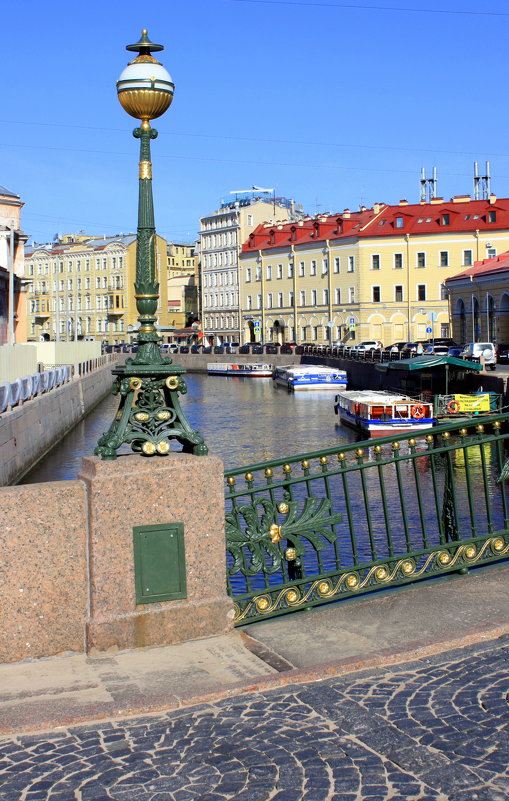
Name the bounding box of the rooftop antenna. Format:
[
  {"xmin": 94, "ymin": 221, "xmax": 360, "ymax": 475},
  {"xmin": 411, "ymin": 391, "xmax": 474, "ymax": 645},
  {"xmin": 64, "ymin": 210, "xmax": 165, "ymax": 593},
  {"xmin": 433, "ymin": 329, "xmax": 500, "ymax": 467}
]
[
  {"xmin": 420, "ymin": 167, "xmax": 437, "ymax": 202},
  {"xmin": 473, "ymin": 161, "xmax": 491, "ymax": 200}
]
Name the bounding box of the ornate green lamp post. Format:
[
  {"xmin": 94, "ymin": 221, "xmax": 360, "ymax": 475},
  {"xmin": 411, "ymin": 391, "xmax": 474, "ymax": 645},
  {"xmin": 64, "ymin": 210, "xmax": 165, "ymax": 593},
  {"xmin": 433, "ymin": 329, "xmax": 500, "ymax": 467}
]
[{"xmin": 95, "ymin": 30, "xmax": 207, "ymax": 459}]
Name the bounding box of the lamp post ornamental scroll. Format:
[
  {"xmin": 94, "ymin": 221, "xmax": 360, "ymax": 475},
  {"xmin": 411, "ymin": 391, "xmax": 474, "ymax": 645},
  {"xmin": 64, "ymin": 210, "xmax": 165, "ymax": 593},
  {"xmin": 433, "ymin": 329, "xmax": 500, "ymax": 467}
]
[{"xmin": 95, "ymin": 30, "xmax": 208, "ymax": 459}]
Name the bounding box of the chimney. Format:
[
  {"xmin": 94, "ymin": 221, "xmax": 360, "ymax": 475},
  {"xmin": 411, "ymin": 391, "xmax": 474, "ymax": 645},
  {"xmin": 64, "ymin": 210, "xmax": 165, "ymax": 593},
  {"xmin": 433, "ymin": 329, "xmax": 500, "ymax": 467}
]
[
  {"xmin": 343, "ymin": 209, "xmax": 351, "ymax": 219},
  {"xmin": 489, "ymin": 194, "xmax": 497, "ymax": 205},
  {"xmin": 399, "ymin": 199, "xmax": 408, "ymax": 206}
]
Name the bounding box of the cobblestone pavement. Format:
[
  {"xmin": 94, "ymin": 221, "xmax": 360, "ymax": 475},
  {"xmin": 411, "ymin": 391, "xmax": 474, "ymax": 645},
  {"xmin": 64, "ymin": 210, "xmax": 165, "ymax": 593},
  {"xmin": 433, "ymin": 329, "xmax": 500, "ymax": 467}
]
[{"xmin": 1, "ymin": 637, "xmax": 508, "ymax": 801}]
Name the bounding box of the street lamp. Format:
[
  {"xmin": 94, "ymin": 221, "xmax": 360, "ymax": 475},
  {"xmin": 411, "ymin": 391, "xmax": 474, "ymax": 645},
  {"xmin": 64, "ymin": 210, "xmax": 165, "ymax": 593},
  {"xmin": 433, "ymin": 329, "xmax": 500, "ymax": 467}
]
[{"xmin": 95, "ymin": 30, "xmax": 207, "ymax": 459}]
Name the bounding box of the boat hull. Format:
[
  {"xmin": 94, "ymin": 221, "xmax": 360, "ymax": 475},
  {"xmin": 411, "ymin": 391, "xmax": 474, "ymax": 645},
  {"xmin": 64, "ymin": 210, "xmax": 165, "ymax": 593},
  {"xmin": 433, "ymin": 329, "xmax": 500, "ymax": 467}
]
[{"xmin": 207, "ymin": 363, "xmax": 273, "ymax": 377}]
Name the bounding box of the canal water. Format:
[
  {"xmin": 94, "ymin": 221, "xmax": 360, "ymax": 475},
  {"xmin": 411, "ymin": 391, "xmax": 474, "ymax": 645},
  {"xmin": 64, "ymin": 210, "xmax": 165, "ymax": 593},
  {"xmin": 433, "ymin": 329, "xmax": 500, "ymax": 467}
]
[{"xmin": 21, "ymin": 374, "xmax": 360, "ymax": 483}]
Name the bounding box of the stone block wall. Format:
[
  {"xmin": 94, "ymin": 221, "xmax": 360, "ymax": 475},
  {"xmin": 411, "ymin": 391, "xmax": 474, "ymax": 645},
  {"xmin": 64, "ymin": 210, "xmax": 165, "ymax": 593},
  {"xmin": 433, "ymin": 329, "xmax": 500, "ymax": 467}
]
[
  {"xmin": 0, "ymin": 481, "xmax": 88, "ymax": 662},
  {"xmin": 0, "ymin": 455, "xmax": 232, "ymax": 664}
]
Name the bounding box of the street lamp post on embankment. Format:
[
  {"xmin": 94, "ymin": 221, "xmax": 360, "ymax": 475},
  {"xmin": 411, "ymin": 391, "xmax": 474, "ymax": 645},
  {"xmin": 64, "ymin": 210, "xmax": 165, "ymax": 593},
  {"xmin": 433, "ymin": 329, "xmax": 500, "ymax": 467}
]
[{"xmin": 95, "ymin": 30, "xmax": 207, "ymax": 459}]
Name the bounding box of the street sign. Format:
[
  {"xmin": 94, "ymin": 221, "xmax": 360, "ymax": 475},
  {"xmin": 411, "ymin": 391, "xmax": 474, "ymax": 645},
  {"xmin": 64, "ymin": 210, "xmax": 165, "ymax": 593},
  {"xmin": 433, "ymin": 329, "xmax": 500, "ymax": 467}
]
[
  {"xmin": 349, "ymin": 324, "xmax": 355, "ymax": 331},
  {"xmin": 426, "ymin": 326, "xmax": 432, "ymax": 334},
  {"xmin": 253, "ymin": 321, "xmax": 261, "ymax": 331},
  {"xmin": 349, "ymin": 317, "xmax": 355, "ymax": 324}
]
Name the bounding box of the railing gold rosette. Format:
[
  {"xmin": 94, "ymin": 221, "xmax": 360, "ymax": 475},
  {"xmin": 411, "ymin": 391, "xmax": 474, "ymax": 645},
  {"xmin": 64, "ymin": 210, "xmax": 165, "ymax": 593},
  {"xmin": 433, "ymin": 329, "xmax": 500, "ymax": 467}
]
[{"xmin": 95, "ymin": 30, "xmax": 207, "ymax": 459}]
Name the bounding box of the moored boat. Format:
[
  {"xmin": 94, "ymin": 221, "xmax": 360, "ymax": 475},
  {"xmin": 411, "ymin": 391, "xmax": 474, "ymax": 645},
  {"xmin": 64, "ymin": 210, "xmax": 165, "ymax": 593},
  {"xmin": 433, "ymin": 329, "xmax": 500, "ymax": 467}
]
[
  {"xmin": 274, "ymin": 365, "xmax": 348, "ymax": 391},
  {"xmin": 207, "ymin": 363, "xmax": 273, "ymax": 377},
  {"xmin": 334, "ymin": 390, "xmax": 435, "ymax": 436}
]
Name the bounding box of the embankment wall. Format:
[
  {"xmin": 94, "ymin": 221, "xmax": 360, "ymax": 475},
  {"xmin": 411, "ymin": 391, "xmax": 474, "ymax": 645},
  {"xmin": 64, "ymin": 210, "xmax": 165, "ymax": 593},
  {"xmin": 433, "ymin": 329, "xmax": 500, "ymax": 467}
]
[{"xmin": 0, "ymin": 361, "xmax": 116, "ymax": 486}]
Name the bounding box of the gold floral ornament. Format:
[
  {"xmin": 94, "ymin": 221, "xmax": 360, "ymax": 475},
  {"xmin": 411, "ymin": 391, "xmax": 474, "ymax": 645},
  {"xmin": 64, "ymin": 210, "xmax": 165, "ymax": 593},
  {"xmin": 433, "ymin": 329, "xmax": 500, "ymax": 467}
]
[
  {"xmin": 285, "ymin": 588, "xmax": 300, "ymax": 605},
  {"xmin": 255, "ymin": 595, "xmax": 271, "ymax": 612},
  {"xmin": 285, "ymin": 547, "xmax": 297, "ymax": 560},
  {"xmin": 345, "ymin": 572, "xmax": 359, "ymax": 588},
  {"xmin": 401, "ymin": 560, "xmax": 415, "ymax": 575},
  {"xmin": 269, "ymin": 524, "xmax": 282, "ymax": 543},
  {"xmin": 129, "ymin": 377, "xmax": 142, "ymax": 390},
  {"xmin": 278, "ymin": 502, "xmax": 289, "ymax": 514},
  {"xmin": 438, "ymin": 551, "xmax": 451, "ymax": 565},
  {"xmin": 317, "ymin": 580, "xmax": 332, "ymax": 596},
  {"xmin": 165, "ymin": 376, "xmax": 179, "ymax": 390},
  {"xmin": 375, "ymin": 566, "xmax": 389, "ymax": 581}
]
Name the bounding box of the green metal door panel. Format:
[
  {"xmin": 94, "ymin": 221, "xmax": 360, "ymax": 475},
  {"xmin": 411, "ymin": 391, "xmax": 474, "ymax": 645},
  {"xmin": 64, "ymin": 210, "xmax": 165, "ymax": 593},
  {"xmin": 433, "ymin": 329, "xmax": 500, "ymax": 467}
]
[{"xmin": 133, "ymin": 523, "xmax": 187, "ymax": 604}]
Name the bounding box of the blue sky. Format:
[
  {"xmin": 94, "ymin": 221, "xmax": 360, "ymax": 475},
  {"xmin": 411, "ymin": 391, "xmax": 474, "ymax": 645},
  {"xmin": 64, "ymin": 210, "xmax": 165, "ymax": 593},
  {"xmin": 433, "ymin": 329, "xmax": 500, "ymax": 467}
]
[{"xmin": 4, "ymin": 0, "xmax": 509, "ymax": 244}]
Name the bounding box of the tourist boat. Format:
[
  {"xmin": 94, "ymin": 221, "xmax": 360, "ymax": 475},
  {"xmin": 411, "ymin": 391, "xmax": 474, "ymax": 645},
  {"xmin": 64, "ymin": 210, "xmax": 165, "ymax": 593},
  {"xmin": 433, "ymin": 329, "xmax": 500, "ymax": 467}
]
[
  {"xmin": 207, "ymin": 363, "xmax": 273, "ymax": 377},
  {"xmin": 274, "ymin": 365, "xmax": 348, "ymax": 391},
  {"xmin": 334, "ymin": 390, "xmax": 435, "ymax": 436}
]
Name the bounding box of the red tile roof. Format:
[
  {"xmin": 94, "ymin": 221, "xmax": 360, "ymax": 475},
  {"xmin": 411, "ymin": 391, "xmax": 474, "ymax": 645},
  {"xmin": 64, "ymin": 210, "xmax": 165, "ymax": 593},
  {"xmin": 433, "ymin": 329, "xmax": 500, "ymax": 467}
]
[
  {"xmin": 446, "ymin": 250, "xmax": 509, "ymax": 282},
  {"xmin": 241, "ymin": 196, "xmax": 509, "ymax": 253}
]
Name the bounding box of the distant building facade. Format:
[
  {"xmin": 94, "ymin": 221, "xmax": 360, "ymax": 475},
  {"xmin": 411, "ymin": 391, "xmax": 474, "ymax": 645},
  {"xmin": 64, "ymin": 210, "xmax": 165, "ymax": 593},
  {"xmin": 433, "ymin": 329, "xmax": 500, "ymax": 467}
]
[
  {"xmin": 238, "ymin": 195, "xmax": 509, "ymax": 346},
  {"xmin": 166, "ymin": 241, "xmax": 198, "ymax": 330},
  {"xmin": 24, "ymin": 233, "xmax": 170, "ymax": 345},
  {"xmin": 199, "ymin": 192, "xmax": 304, "ymax": 344},
  {"xmin": 0, "ymin": 184, "xmax": 28, "ymax": 343},
  {"xmin": 445, "ymin": 251, "xmax": 509, "ymax": 344}
]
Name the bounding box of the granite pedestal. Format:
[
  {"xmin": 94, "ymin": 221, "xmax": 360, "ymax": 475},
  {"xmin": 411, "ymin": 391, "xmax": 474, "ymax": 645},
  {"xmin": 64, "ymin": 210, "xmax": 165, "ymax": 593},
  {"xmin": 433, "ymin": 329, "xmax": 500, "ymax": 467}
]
[{"xmin": 79, "ymin": 454, "xmax": 233, "ymax": 652}]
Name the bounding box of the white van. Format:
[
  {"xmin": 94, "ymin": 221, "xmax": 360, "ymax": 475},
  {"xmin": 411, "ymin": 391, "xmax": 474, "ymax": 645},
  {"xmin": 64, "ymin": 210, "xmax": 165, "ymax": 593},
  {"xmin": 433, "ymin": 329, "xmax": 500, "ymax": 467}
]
[{"xmin": 461, "ymin": 342, "xmax": 497, "ymax": 370}]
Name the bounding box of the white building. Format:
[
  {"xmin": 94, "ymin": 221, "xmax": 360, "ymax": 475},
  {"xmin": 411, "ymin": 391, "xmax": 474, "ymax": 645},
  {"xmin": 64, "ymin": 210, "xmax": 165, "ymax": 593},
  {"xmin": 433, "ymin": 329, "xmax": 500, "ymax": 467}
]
[{"xmin": 199, "ymin": 191, "xmax": 304, "ymax": 344}]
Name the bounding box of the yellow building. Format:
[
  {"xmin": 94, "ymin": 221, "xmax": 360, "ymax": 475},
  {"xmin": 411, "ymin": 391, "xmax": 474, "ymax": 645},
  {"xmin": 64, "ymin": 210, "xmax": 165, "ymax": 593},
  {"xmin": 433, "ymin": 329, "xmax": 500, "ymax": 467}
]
[
  {"xmin": 24, "ymin": 233, "xmax": 170, "ymax": 346},
  {"xmin": 445, "ymin": 250, "xmax": 509, "ymax": 344},
  {"xmin": 166, "ymin": 241, "xmax": 198, "ymax": 329},
  {"xmin": 239, "ymin": 195, "xmax": 509, "ymax": 346}
]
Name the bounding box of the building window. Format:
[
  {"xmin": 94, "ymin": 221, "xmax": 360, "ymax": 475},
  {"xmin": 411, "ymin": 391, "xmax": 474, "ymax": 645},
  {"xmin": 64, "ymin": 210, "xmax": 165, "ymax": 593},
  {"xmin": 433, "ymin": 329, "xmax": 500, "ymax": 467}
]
[
  {"xmin": 440, "ymin": 283, "xmax": 448, "ymax": 300},
  {"xmin": 417, "ymin": 252, "xmax": 426, "ymax": 268},
  {"xmin": 266, "ymin": 264, "xmax": 272, "ymax": 280},
  {"xmin": 310, "ymin": 260, "xmax": 317, "ymax": 276},
  {"xmin": 395, "ymin": 216, "xmax": 404, "ymax": 228},
  {"xmin": 300, "ymin": 290, "xmax": 306, "ymax": 305},
  {"xmin": 372, "ymin": 286, "xmax": 381, "ymax": 303},
  {"xmin": 487, "ymin": 247, "xmax": 497, "ymax": 259},
  {"xmin": 278, "ymin": 292, "xmax": 283, "ymax": 307},
  {"xmin": 322, "ymin": 258, "xmax": 328, "ymax": 274},
  {"xmin": 312, "ymin": 326, "xmax": 318, "ymax": 340},
  {"xmin": 335, "ymin": 287, "xmax": 341, "ymax": 304},
  {"xmin": 463, "ymin": 250, "xmax": 473, "ymax": 266},
  {"xmin": 371, "ymin": 254, "xmax": 380, "ymax": 270},
  {"xmin": 247, "ymin": 295, "xmax": 252, "ymax": 310},
  {"xmin": 288, "ymin": 291, "xmax": 294, "ymax": 306},
  {"xmin": 247, "ymin": 214, "xmax": 254, "ymax": 226},
  {"xmin": 299, "ymin": 261, "xmax": 305, "ymax": 277},
  {"xmin": 267, "ymin": 293, "xmax": 273, "ymax": 308},
  {"xmin": 334, "ymin": 257, "xmax": 340, "ymax": 273},
  {"xmin": 277, "ymin": 263, "xmax": 283, "ymax": 279},
  {"xmin": 417, "ymin": 284, "xmax": 426, "ymax": 301},
  {"xmin": 256, "ymin": 294, "xmax": 262, "ymax": 309},
  {"xmin": 255, "ymin": 265, "xmax": 261, "ymax": 281},
  {"xmin": 246, "ymin": 267, "xmax": 251, "ymax": 282},
  {"xmin": 488, "ymin": 210, "xmax": 497, "ymax": 223},
  {"xmin": 348, "ymin": 286, "xmax": 355, "ymax": 303},
  {"xmin": 395, "ymin": 285, "xmax": 403, "ymax": 302},
  {"xmin": 311, "ymin": 289, "xmax": 317, "ymax": 305},
  {"xmin": 394, "ymin": 253, "xmax": 403, "ymax": 269},
  {"xmin": 288, "ymin": 262, "xmax": 294, "ymax": 278},
  {"xmin": 323, "ymin": 289, "xmax": 329, "ymax": 304},
  {"xmin": 348, "ymin": 256, "xmax": 355, "ymax": 272},
  {"xmin": 442, "ymin": 213, "xmax": 450, "ymax": 226},
  {"xmin": 440, "ymin": 251, "xmax": 449, "ymax": 267}
]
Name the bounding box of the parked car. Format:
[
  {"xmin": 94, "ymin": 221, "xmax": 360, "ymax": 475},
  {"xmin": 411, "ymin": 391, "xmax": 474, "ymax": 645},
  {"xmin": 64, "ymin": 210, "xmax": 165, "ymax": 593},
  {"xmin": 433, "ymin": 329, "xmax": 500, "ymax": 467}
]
[
  {"xmin": 423, "ymin": 345, "xmax": 450, "ymax": 356},
  {"xmin": 461, "ymin": 342, "xmax": 497, "ymax": 370},
  {"xmin": 496, "ymin": 343, "xmax": 509, "ymax": 363},
  {"xmin": 356, "ymin": 340, "xmax": 383, "ymax": 351},
  {"xmin": 448, "ymin": 346, "xmax": 464, "ymax": 358},
  {"xmin": 384, "ymin": 342, "xmax": 406, "ymax": 353}
]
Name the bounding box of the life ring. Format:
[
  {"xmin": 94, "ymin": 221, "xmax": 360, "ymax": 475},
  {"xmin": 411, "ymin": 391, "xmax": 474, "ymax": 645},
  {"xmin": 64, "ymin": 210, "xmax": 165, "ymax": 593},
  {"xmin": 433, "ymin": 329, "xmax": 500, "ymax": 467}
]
[
  {"xmin": 231, "ymin": 364, "xmax": 239, "ymax": 370},
  {"xmin": 411, "ymin": 403, "xmax": 425, "ymax": 419},
  {"xmin": 447, "ymin": 399, "xmax": 460, "ymax": 414}
]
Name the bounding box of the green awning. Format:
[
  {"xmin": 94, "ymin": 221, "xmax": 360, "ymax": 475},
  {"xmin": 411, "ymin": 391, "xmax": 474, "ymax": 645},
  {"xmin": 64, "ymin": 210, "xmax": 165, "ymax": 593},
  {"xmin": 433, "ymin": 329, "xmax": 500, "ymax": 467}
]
[{"xmin": 376, "ymin": 355, "xmax": 483, "ymax": 373}]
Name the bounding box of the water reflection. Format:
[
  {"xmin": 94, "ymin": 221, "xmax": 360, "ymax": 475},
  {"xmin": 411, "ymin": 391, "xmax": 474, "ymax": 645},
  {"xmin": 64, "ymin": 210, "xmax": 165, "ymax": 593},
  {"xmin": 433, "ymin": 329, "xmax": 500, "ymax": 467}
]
[{"xmin": 21, "ymin": 374, "xmax": 359, "ymax": 483}]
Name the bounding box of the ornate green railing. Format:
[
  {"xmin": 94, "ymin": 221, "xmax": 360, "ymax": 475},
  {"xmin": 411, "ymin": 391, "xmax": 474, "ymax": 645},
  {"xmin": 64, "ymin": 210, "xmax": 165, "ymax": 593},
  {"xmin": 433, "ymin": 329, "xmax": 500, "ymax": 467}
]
[{"xmin": 225, "ymin": 413, "xmax": 509, "ymax": 625}]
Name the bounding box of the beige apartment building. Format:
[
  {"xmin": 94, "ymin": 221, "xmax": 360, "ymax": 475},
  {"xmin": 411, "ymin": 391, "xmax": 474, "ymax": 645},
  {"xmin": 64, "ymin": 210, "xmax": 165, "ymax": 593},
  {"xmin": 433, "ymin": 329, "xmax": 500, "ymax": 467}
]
[
  {"xmin": 166, "ymin": 241, "xmax": 198, "ymax": 329},
  {"xmin": 239, "ymin": 195, "xmax": 509, "ymax": 346},
  {"xmin": 24, "ymin": 233, "xmax": 170, "ymax": 346},
  {"xmin": 199, "ymin": 192, "xmax": 304, "ymax": 344}
]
